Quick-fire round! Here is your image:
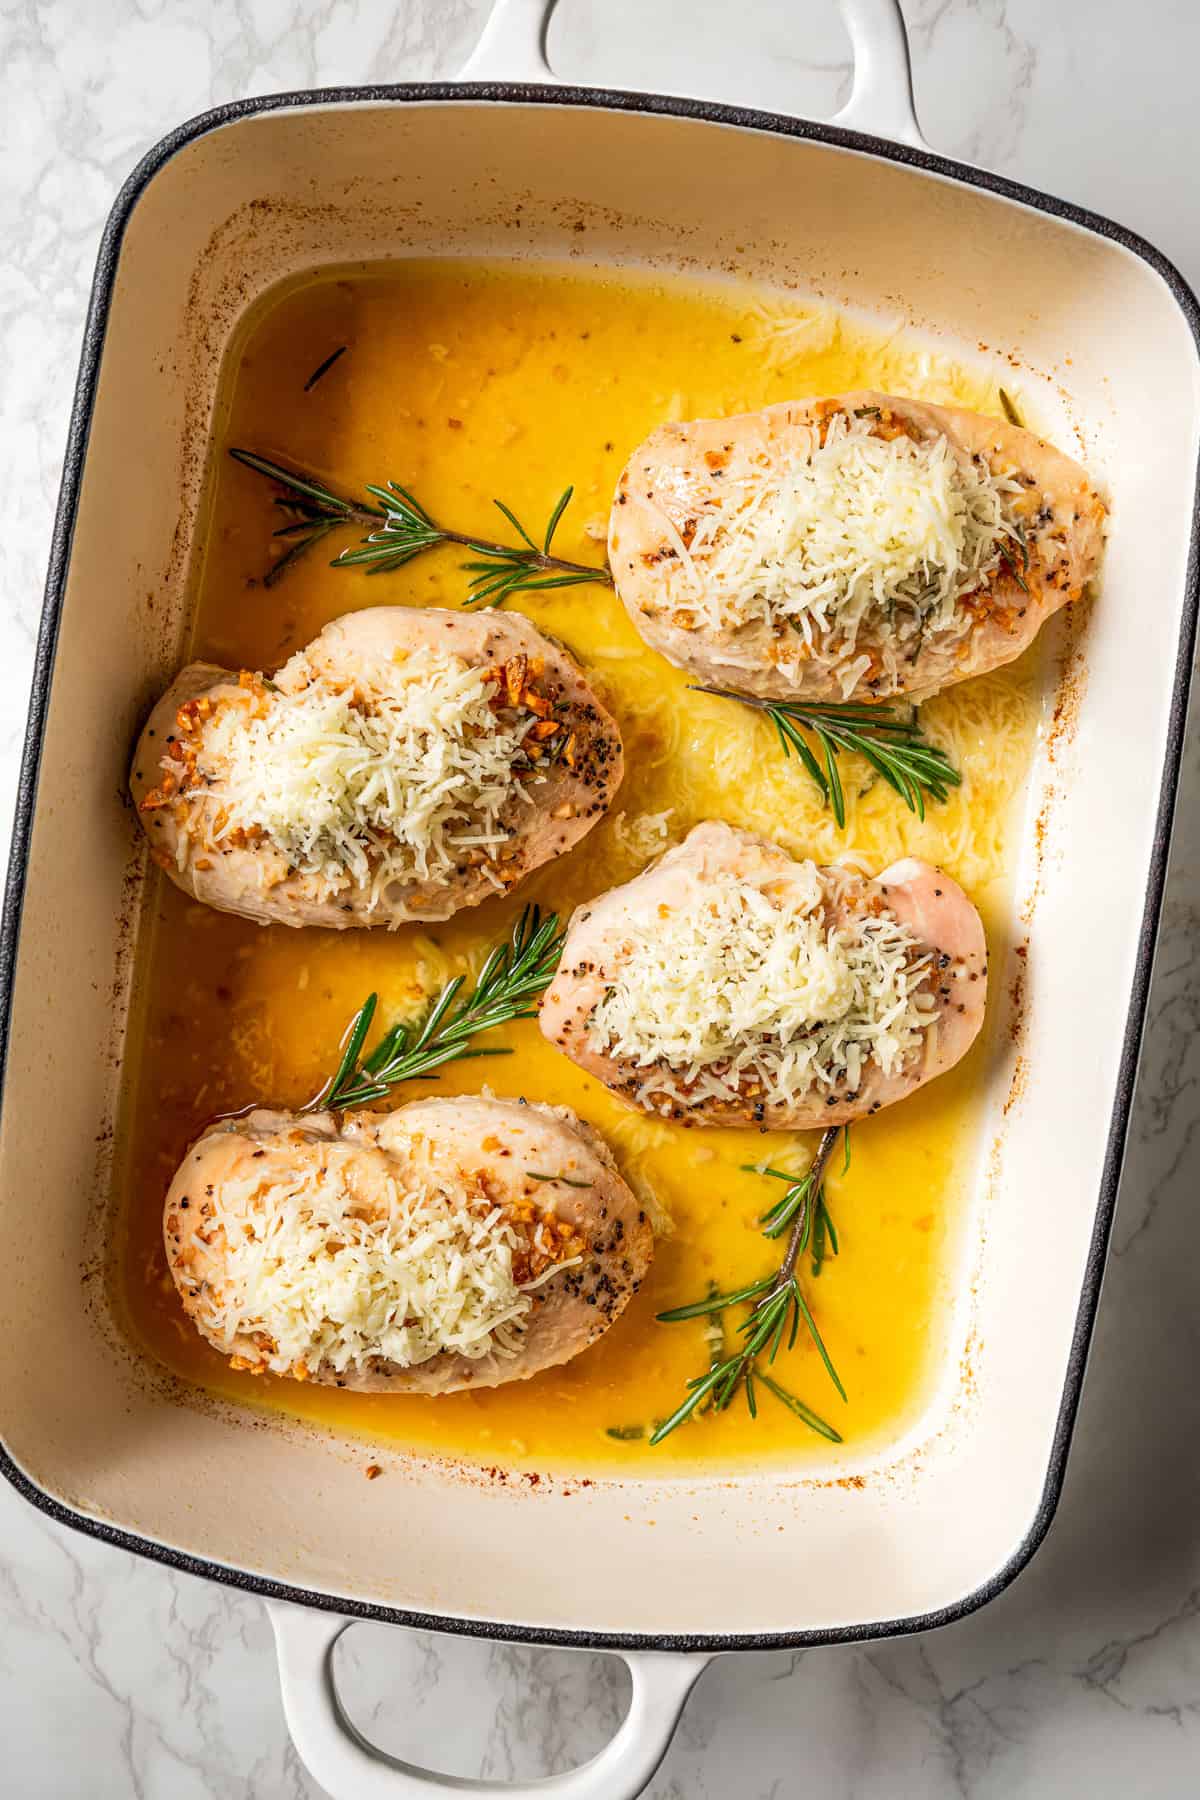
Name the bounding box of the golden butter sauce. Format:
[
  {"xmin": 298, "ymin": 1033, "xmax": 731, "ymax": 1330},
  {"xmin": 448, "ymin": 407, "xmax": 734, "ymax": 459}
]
[{"xmin": 115, "ymin": 260, "xmax": 1043, "ymax": 1474}]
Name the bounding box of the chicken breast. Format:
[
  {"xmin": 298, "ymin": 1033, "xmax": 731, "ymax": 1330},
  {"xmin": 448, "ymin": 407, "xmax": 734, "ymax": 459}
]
[
  {"xmin": 610, "ymin": 390, "xmax": 1105, "ymax": 703},
  {"xmin": 132, "ymin": 607, "xmax": 623, "ymax": 928},
  {"xmin": 163, "ymin": 1095, "xmax": 653, "ymax": 1394},
  {"xmin": 540, "ymin": 820, "xmax": 986, "ymax": 1128}
]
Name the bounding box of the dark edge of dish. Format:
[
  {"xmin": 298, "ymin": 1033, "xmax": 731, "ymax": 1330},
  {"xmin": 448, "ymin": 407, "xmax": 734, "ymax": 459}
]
[{"xmin": 0, "ymin": 79, "xmax": 1196, "ymax": 1657}]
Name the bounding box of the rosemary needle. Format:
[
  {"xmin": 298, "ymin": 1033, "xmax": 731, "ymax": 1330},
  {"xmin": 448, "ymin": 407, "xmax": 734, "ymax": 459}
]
[
  {"xmin": 998, "ymin": 387, "xmax": 1024, "ymax": 428},
  {"xmin": 303, "ymin": 905, "xmax": 565, "ymax": 1113},
  {"xmin": 230, "ymin": 447, "xmax": 611, "ymax": 604},
  {"xmin": 693, "ymin": 686, "xmax": 960, "ymax": 829},
  {"xmin": 757, "ymin": 1374, "xmax": 843, "ymax": 1443},
  {"xmin": 303, "ymin": 345, "xmax": 347, "ymax": 392}
]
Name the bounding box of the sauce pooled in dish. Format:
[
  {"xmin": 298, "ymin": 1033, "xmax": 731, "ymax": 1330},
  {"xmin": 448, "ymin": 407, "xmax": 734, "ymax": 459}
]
[{"xmin": 118, "ymin": 261, "xmax": 1056, "ymax": 1472}]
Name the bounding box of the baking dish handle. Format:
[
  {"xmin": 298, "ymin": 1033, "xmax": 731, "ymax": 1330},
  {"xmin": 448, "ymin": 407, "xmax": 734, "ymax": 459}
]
[
  {"xmin": 458, "ymin": 0, "xmax": 560, "ymax": 82},
  {"xmin": 268, "ymin": 1601, "xmax": 711, "ymax": 1800},
  {"xmin": 458, "ymin": 0, "xmax": 929, "ymax": 151}
]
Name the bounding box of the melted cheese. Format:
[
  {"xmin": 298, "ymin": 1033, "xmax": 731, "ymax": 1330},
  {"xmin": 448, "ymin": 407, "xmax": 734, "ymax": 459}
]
[
  {"xmin": 586, "ymin": 868, "xmax": 935, "ymax": 1110},
  {"xmin": 190, "ymin": 1139, "xmax": 570, "ymax": 1377},
  {"xmin": 191, "ymin": 647, "xmax": 533, "ymax": 905},
  {"xmin": 654, "ymin": 411, "xmax": 1021, "ymax": 694}
]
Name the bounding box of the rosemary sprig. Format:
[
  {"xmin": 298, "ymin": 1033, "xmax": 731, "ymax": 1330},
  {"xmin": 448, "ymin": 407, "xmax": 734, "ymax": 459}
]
[
  {"xmin": 693, "ymin": 686, "xmax": 960, "ymax": 828},
  {"xmin": 650, "ymin": 1127, "xmax": 847, "ymax": 1446},
  {"xmin": 304, "ymin": 905, "xmax": 565, "ymax": 1113},
  {"xmin": 230, "ymin": 448, "xmax": 611, "ymax": 604}
]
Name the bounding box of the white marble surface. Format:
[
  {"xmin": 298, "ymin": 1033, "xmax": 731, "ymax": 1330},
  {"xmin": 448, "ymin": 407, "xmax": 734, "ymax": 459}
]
[{"xmin": 2, "ymin": 0, "xmax": 1199, "ymax": 1793}]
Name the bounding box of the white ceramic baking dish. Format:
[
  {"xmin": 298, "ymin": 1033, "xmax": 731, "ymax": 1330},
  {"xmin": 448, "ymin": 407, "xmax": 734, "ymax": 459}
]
[{"xmin": 1, "ymin": 2, "xmax": 1197, "ymax": 1794}]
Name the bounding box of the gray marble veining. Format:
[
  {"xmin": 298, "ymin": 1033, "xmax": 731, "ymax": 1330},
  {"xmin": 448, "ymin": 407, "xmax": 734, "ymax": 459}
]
[{"xmin": 1, "ymin": 1, "xmax": 1199, "ymax": 1794}]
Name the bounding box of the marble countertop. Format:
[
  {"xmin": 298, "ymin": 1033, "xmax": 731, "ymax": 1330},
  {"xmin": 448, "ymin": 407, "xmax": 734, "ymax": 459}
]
[{"xmin": 2, "ymin": 1, "xmax": 1199, "ymax": 1793}]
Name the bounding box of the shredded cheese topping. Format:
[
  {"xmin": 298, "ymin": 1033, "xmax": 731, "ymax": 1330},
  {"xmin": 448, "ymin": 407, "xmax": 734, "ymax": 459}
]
[
  {"xmin": 188, "ymin": 647, "xmax": 534, "ymax": 905},
  {"xmin": 586, "ymin": 867, "xmax": 936, "ymax": 1110},
  {"xmin": 190, "ymin": 1139, "xmax": 572, "ymax": 1377},
  {"xmin": 649, "ymin": 411, "xmax": 1021, "ymax": 695}
]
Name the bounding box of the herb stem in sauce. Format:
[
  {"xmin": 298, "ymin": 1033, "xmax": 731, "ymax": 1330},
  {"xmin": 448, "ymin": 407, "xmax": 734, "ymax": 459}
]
[
  {"xmin": 693, "ymin": 686, "xmax": 960, "ymax": 828},
  {"xmin": 305, "ymin": 905, "xmax": 566, "ymax": 1112},
  {"xmin": 230, "ymin": 448, "xmax": 611, "ymax": 602},
  {"xmin": 650, "ymin": 1126, "xmax": 847, "ymax": 1445}
]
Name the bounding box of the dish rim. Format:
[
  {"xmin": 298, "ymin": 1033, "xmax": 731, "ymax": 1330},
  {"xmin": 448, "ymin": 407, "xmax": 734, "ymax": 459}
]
[{"xmin": 1, "ymin": 78, "xmax": 1196, "ymax": 1655}]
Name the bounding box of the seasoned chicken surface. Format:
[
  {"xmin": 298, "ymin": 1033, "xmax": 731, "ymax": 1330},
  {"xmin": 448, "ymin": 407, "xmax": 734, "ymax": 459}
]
[
  {"xmin": 610, "ymin": 391, "xmax": 1105, "ymax": 703},
  {"xmin": 164, "ymin": 1095, "xmax": 652, "ymax": 1394},
  {"xmin": 540, "ymin": 821, "xmax": 986, "ymax": 1128},
  {"xmin": 132, "ymin": 607, "xmax": 623, "ymax": 929}
]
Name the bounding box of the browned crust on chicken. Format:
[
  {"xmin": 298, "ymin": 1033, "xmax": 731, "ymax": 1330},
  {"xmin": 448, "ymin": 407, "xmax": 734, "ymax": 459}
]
[
  {"xmin": 131, "ymin": 608, "xmax": 623, "ymax": 929},
  {"xmin": 163, "ymin": 1095, "xmax": 653, "ymax": 1394},
  {"xmin": 539, "ymin": 820, "xmax": 987, "ymax": 1128},
  {"xmin": 610, "ymin": 390, "xmax": 1105, "ymax": 702}
]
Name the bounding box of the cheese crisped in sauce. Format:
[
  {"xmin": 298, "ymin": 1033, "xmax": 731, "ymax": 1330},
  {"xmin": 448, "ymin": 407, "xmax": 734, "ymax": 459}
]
[
  {"xmin": 163, "ymin": 1097, "xmax": 654, "ymax": 1394},
  {"xmin": 541, "ymin": 821, "xmax": 988, "ymax": 1129},
  {"xmin": 611, "ymin": 390, "xmax": 1105, "ymax": 703},
  {"xmin": 131, "ymin": 606, "xmax": 624, "ymax": 929}
]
